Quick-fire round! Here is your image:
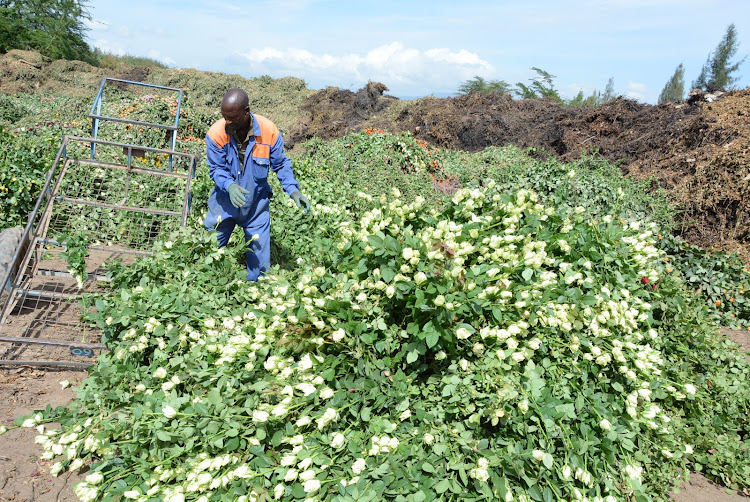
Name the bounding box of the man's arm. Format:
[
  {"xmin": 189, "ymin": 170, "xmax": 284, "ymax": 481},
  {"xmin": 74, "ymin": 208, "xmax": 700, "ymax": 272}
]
[
  {"xmin": 205, "ymin": 134, "xmax": 235, "ymax": 191},
  {"xmin": 269, "ymin": 134, "xmax": 300, "ymax": 195}
]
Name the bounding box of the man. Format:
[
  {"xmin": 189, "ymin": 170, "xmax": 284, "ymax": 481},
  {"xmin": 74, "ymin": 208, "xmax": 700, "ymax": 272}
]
[{"xmin": 204, "ymin": 88, "xmax": 310, "ymax": 281}]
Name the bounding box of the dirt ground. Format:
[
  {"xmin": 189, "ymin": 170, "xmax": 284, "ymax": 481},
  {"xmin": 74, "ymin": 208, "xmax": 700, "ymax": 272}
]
[
  {"xmin": 0, "ymin": 367, "xmax": 84, "ymax": 501},
  {"xmin": 0, "ymin": 328, "xmax": 747, "ymax": 501}
]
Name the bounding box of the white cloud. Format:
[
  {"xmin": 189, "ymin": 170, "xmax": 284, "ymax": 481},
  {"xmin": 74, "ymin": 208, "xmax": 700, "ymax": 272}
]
[
  {"xmin": 147, "ymin": 50, "xmax": 175, "ymax": 66},
  {"xmin": 625, "ymin": 82, "xmax": 649, "ymax": 102},
  {"xmin": 236, "ymin": 42, "xmax": 494, "ymax": 94},
  {"xmin": 92, "ymin": 39, "xmax": 125, "ymax": 56}
]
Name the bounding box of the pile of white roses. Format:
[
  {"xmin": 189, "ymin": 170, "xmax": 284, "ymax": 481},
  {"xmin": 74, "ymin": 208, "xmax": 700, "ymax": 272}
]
[{"xmin": 11, "ymin": 181, "xmax": 750, "ymax": 501}]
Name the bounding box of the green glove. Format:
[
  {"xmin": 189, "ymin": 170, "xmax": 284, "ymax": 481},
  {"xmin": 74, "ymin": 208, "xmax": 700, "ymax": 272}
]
[
  {"xmin": 227, "ymin": 183, "xmax": 250, "ymax": 208},
  {"xmin": 291, "ymin": 191, "xmax": 311, "ymax": 213}
]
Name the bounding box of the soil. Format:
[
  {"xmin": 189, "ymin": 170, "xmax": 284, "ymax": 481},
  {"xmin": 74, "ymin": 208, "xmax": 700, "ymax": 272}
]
[{"xmin": 0, "ymin": 368, "xmax": 84, "ymax": 501}]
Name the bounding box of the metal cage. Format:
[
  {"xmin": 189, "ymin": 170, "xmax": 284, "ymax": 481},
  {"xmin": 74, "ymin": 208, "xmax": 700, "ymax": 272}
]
[{"xmin": 0, "ymin": 79, "xmax": 197, "ymax": 368}]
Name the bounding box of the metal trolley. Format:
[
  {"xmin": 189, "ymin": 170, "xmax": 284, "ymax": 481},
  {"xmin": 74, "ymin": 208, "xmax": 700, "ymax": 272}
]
[{"xmin": 0, "ymin": 78, "xmax": 198, "ymax": 368}]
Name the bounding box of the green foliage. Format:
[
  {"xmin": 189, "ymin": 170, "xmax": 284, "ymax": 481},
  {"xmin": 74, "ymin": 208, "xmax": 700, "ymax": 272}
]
[
  {"xmin": 658, "ymin": 234, "xmax": 750, "ymax": 329},
  {"xmin": 0, "ymin": 94, "xmax": 27, "ymax": 124},
  {"xmin": 659, "ymin": 64, "xmax": 686, "ymax": 103},
  {"xmin": 457, "ymin": 76, "xmax": 513, "ymax": 95},
  {"xmin": 0, "ymin": 0, "xmax": 95, "ymax": 64},
  {"xmin": 60, "ymin": 230, "xmax": 89, "ymax": 287},
  {"xmin": 599, "ymin": 77, "xmax": 617, "ymax": 104},
  {"xmin": 92, "ymin": 48, "xmax": 169, "ymax": 70},
  {"xmin": 692, "ymin": 24, "xmax": 746, "ymax": 91},
  {"xmin": 0, "ymin": 128, "xmax": 56, "ymax": 230},
  {"xmin": 0, "ymin": 95, "xmax": 91, "ymax": 230},
  {"xmin": 458, "ymin": 73, "xmax": 617, "ymax": 108},
  {"xmin": 515, "ymin": 67, "xmax": 563, "ymax": 102},
  {"xmin": 442, "ymin": 146, "xmax": 677, "ymax": 234}
]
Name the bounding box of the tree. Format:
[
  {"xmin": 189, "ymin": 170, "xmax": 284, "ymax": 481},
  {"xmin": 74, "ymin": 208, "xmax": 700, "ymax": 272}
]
[
  {"xmin": 457, "ymin": 76, "xmax": 512, "ymax": 95},
  {"xmin": 692, "ymin": 24, "xmax": 746, "ymax": 91},
  {"xmin": 0, "ymin": 0, "xmax": 95, "ymax": 63},
  {"xmin": 658, "ymin": 64, "xmax": 685, "ymax": 103},
  {"xmin": 514, "ymin": 67, "xmax": 563, "ymax": 102},
  {"xmin": 598, "ymin": 77, "xmax": 616, "ymax": 105},
  {"xmin": 566, "ymin": 78, "xmax": 616, "ymax": 108}
]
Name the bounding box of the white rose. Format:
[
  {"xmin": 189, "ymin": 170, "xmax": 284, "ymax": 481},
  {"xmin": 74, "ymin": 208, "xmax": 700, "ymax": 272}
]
[
  {"xmin": 253, "ymin": 410, "xmax": 269, "ymax": 423},
  {"xmin": 284, "ymin": 469, "xmax": 298, "ymax": 482},
  {"xmin": 351, "ymin": 458, "xmax": 367, "ymax": 474},
  {"xmin": 86, "ymin": 472, "xmax": 104, "ymax": 485},
  {"xmin": 303, "ymin": 479, "xmax": 321, "ymax": 493},
  {"xmin": 332, "ymin": 328, "xmax": 346, "ymax": 342},
  {"xmin": 162, "ymin": 405, "xmax": 178, "ymax": 419},
  {"xmin": 331, "ymin": 433, "xmax": 346, "ymax": 449}
]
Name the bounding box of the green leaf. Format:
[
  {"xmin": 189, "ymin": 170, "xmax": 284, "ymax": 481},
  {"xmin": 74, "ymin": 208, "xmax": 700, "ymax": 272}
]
[
  {"xmin": 522, "ymin": 268, "xmax": 534, "ymax": 281},
  {"xmin": 425, "ymin": 332, "xmax": 439, "ymax": 348},
  {"xmin": 543, "ymin": 453, "xmax": 553, "ymax": 469},
  {"xmin": 434, "ymin": 479, "xmax": 451, "ymax": 494},
  {"xmin": 381, "ymin": 266, "xmax": 395, "ymax": 283},
  {"xmin": 361, "ymin": 407, "xmax": 371, "ymax": 422}
]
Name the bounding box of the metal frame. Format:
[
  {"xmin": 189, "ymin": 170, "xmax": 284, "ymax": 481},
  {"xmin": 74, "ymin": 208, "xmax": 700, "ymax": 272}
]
[
  {"xmin": 0, "ymin": 131, "xmax": 197, "ymax": 368},
  {"xmin": 90, "ymin": 78, "xmax": 185, "ymax": 170}
]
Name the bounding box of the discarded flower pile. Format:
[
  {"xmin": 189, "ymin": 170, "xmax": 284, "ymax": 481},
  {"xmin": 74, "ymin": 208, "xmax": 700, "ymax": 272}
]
[{"xmin": 12, "ymin": 182, "xmax": 750, "ymax": 501}]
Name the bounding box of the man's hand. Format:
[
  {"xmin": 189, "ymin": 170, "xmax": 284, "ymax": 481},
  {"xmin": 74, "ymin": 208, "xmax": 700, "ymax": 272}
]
[
  {"xmin": 227, "ymin": 183, "xmax": 250, "ymax": 208},
  {"xmin": 291, "ymin": 191, "xmax": 311, "ymax": 213}
]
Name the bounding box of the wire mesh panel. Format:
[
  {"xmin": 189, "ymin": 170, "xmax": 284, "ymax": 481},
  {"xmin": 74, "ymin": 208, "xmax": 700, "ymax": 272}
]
[{"xmin": 0, "ymin": 135, "xmax": 197, "ymax": 367}]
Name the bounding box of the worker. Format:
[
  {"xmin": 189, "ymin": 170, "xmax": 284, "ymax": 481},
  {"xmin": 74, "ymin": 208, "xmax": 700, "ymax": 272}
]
[{"xmin": 204, "ymin": 88, "xmax": 310, "ymax": 281}]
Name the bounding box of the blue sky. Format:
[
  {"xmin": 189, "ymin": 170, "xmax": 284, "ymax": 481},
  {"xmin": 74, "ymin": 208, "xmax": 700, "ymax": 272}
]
[{"xmin": 85, "ymin": 0, "xmax": 749, "ymax": 104}]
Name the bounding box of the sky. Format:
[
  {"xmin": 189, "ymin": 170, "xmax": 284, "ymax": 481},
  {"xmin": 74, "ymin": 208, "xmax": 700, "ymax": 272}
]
[{"xmin": 84, "ymin": 0, "xmax": 750, "ymax": 104}]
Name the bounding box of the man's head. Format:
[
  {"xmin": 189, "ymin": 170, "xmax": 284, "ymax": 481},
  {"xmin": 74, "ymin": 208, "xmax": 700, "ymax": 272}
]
[{"xmin": 221, "ymin": 88, "xmax": 251, "ymax": 137}]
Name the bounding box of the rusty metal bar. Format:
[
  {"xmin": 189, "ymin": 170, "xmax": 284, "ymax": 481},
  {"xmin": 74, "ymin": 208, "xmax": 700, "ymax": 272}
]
[
  {"xmin": 14, "ymin": 289, "xmax": 79, "ymax": 301},
  {"xmin": 36, "ymin": 238, "xmax": 153, "ymax": 257},
  {"xmin": 0, "ymin": 142, "xmax": 71, "ymax": 323},
  {"xmin": 55, "ymin": 196, "xmax": 182, "ymax": 217},
  {"xmin": 0, "ymin": 336, "xmax": 105, "ymax": 350},
  {"xmin": 75, "ymin": 158, "xmax": 190, "ymax": 180},
  {"xmin": 70, "ymin": 135, "xmax": 195, "ymax": 158},
  {"xmin": 89, "ymin": 115, "xmax": 177, "ymax": 131},
  {"xmin": 0, "ymin": 360, "xmax": 93, "ymax": 369}
]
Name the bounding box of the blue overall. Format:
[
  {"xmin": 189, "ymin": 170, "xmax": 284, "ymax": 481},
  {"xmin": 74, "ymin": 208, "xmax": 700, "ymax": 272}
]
[{"xmin": 204, "ymin": 113, "xmax": 300, "ymax": 281}]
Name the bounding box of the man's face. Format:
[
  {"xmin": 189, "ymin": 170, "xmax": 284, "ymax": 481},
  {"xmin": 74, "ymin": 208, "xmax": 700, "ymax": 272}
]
[{"xmin": 221, "ymin": 104, "xmax": 250, "ymax": 137}]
